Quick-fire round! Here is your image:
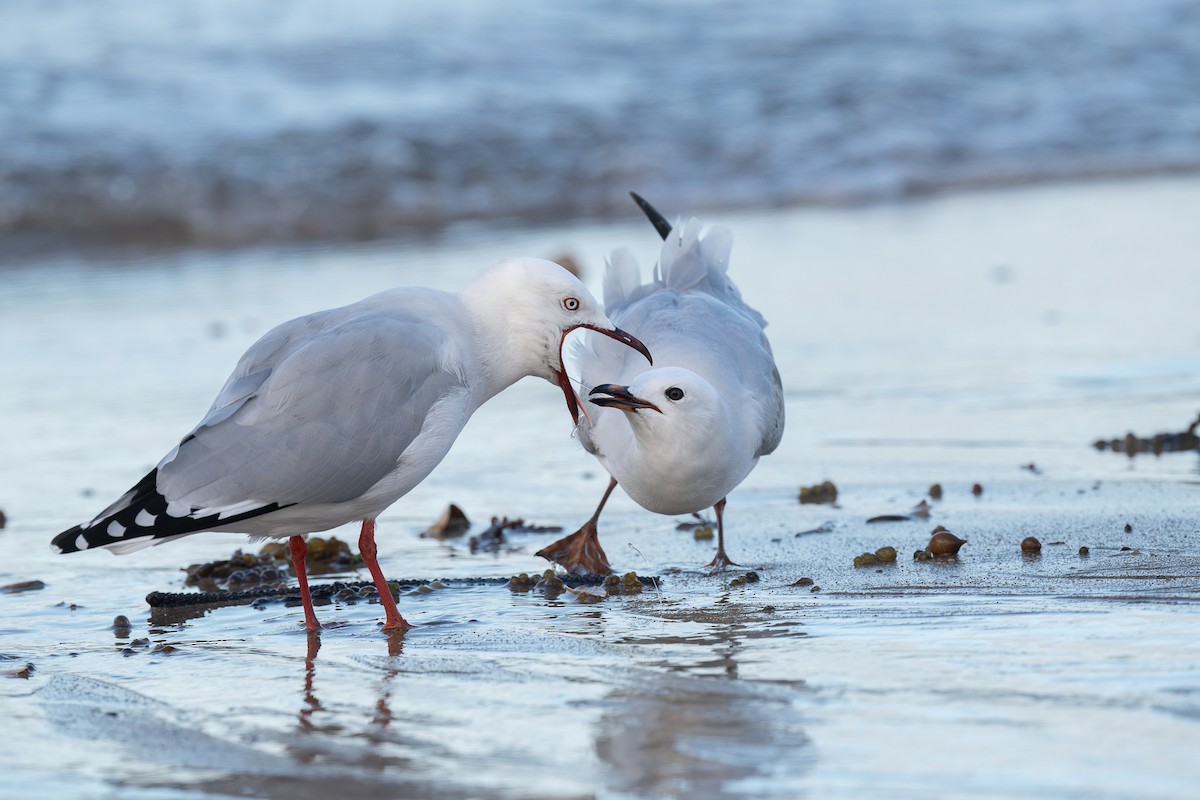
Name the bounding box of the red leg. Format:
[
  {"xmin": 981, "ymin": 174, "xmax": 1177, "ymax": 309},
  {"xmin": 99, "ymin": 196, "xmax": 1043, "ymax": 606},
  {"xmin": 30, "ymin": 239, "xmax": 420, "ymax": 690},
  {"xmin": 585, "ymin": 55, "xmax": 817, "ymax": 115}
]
[
  {"xmin": 705, "ymin": 498, "xmax": 740, "ymax": 571},
  {"xmin": 536, "ymin": 477, "xmax": 617, "ymax": 575},
  {"xmin": 289, "ymin": 535, "xmax": 322, "ymax": 631},
  {"xmin": 359, "ymin": 517, "xmax": 412, "ymax": 631}
]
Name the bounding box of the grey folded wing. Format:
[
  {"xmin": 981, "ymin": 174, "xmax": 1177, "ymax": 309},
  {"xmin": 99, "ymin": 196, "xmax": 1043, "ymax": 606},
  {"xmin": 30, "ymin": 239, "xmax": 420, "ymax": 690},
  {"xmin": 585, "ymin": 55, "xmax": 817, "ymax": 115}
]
[{"xmin": 158, "ymin": 313, "xmax": 466, "ymax": 513}]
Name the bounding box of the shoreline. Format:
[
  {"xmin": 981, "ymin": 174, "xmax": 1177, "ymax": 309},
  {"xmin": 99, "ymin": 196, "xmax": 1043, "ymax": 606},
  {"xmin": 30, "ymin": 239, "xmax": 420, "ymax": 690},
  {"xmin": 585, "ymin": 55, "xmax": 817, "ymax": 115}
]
[{"xmin": 5, "ymin": 169, "xmax": 1200, "ymax": 269}]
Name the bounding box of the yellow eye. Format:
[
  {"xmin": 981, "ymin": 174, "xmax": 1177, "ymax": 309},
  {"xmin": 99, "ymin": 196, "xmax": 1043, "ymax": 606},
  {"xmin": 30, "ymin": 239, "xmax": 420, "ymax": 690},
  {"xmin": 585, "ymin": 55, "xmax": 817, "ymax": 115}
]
[{"xmin": 562, "ymin": 297, "xmax": 580, "ymax": 311}]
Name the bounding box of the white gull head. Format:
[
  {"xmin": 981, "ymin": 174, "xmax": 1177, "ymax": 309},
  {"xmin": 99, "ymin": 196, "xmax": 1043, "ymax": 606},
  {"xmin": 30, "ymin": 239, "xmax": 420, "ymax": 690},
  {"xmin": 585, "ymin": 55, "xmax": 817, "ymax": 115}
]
[{"xmin": 461, "ymin": 257, "xmax": 652, "ymax": 422}]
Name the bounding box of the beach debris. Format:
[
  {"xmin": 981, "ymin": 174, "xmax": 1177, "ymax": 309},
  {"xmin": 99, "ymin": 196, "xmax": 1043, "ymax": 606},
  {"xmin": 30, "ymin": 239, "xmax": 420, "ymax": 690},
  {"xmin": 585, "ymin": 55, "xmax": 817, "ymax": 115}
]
[
  {"xmin": 568, "ymin": 584, "xmax": 607, "ymax": 604},
  {"xmin": 184, "ymin": 536, "xmax": 355, "ymax": 592},
  {"xmin": 420, "ymin": 503, "xmax": 470, "ymax": 538},
  {"xmin": 796, "ymin": 522, "xmax": 836, "ymax": 537},
  {"xmin": 1021, "ymin": 536, "xmax": 1042, "ymax": 552},
  {"xmin": 0, "ymin": 580, "xmax": 45, "ymax": 594},
  {"xmin": 914, "ymin": 528, "xmax": 967, "ymax": 561},
  {"xmin": 676, "ymin": 513, "xmax": 714, "ymax": 530},
  {"xmin": 867, "ymin": 498, "xmax": 934, "ymax": 524},
  {"xmin": 604, "ymin": 572, "xmax": 646, "ymax": 596},
  {"xmin": 928, "ymin": 483, "xmax": 943, "ymax": 500},
  {"xmin": 1078, "ymin": 546, "xmax": 1090, "ymax": 557},
  {"xmin": 1021, "ymin": 462, "xmax": 1042, "ymax": 474},
  {"xmin": 853, "ymin": 546, "xmax": 897, "ymax": 567},
  {"xmin": 799, "ymin": 480, "xmax": 838, "ymax": 505},
  {"xmin": 469, "ymin": 516, "xmax": 562, "ymax": 554},
  {"xmin": 1093, "ymin": 413, "xmax": 1200, "ymax": 457},
  {"xmin": 728, "ymin": 571, "xmax": 760, "ymax": 587},
  {"xmin": 791, "ymin": 577, "xmax": 815, "ymax": 587},
  {"xmin": 509, "ymin": 569, "xmax": 648, "ymax": 598},
  {"xmin": 972, "ymin": 483, "xmax": 984, "ymax": 496}
]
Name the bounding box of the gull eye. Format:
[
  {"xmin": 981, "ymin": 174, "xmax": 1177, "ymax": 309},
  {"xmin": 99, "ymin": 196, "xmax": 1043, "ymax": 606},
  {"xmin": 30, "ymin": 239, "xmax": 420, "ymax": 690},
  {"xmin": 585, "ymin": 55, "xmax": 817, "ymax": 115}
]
[
  {"xmin": 562, "ymin": 297, "xmax": 580, "ymax": 311},
  {"xmin": 665, "ymin": 387, "xmax": 685, "ymax": 401}
]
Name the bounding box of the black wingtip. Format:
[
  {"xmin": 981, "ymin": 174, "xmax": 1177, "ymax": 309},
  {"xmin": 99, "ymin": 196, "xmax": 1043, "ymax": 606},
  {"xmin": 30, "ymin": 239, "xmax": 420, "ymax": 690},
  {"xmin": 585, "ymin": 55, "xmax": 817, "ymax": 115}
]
[
  {"xmin": 50, "ymin": 525, "xmax": 85, "ymax": 553},
  {"xmin": 629, "ymin": 192, "xmax": 673, "ymax": 241}
]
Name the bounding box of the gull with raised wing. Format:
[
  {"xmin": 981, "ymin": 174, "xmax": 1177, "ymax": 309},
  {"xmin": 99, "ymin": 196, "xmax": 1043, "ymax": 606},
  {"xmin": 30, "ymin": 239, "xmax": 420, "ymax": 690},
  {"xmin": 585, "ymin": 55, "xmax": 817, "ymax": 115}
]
[
  {"xmin": 537, "ymin": 196, "xmax": 783, "ymax": 573},
  {"xmin": 51, "ymin": 257, "xmax": 651, "ymax": 631}
]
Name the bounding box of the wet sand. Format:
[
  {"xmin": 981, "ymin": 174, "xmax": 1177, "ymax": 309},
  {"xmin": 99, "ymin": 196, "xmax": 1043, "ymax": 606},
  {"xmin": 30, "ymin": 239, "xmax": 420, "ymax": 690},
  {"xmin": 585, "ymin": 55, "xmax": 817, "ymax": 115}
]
[{"xmin": 2, "ymin": 176, "xmax": 1199, "ymax": 798}]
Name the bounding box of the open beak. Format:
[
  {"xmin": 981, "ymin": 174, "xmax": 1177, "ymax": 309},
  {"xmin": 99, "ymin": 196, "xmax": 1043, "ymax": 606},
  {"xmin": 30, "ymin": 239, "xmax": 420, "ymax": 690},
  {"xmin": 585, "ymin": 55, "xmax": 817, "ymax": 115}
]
[
  {"xmin": 578, "ymin": 324, "xmax": 653, "ymax": 366},
  {"xmin": 589, "ymin": 383, "xmax": 662, "ymax": 414},
  {"xmin": 555, "ymin": 326, "xmax": 653, "ymax": 425}
]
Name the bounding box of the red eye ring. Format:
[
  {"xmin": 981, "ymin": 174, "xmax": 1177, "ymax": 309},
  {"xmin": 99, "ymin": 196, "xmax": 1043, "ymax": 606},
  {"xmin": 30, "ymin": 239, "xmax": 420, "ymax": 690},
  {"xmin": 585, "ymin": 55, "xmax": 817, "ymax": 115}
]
[{"xmin": 563, "ymin": 297, "xmax": 580, "ymax": 311}]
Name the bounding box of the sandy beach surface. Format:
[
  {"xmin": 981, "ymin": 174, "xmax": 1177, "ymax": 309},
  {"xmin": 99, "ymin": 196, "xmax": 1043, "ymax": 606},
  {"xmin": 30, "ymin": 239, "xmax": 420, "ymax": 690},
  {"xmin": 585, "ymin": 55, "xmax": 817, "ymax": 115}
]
[{"xmin": 2, "ymin": 175, "xmax": 1199, "ymax": 799}]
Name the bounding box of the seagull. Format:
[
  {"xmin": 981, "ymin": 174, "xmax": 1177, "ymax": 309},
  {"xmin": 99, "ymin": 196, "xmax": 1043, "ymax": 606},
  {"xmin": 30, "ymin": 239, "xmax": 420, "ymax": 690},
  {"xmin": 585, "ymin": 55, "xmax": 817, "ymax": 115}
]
[
  {"xmin": 537, "ymin": 195, "xmax": 783, "ymax": 573},
  {"xmin": 51, "ymin": 257, "xmax": 652, "ymax": 631}
]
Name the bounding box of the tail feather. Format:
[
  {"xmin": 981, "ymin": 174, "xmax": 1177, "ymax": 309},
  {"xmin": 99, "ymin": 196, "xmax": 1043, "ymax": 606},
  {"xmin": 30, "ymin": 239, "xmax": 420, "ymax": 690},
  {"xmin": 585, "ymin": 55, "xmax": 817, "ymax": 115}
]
[{"xmin": 51, "ymin": 468, "xmax": 287, "ymax": 555}]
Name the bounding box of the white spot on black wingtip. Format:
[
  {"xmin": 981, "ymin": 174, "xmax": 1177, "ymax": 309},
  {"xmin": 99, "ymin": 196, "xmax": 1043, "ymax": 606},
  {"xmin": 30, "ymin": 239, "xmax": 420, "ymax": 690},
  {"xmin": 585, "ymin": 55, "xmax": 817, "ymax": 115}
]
[
  {"xmin": 134, "ymin": 510, "xmax": 157, "ymax": 527},
  {"xmin": 50, "ymin": 543, "xmax": 63, "ymax": 555},
  {"xmin": 75, "ymin": 534, "xmax": 89, "ymax": 551},
  {"xmin": 107, "ymin": 520, "xmax": 127, "ymax": 538}
]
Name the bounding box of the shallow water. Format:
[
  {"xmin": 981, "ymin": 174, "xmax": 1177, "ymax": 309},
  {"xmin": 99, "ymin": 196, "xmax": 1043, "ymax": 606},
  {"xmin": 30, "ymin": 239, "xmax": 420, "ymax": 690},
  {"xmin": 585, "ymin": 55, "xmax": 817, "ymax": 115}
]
[{"xmin": 2, "ymin": 177, "xmax": 1200, "ymax": 798}]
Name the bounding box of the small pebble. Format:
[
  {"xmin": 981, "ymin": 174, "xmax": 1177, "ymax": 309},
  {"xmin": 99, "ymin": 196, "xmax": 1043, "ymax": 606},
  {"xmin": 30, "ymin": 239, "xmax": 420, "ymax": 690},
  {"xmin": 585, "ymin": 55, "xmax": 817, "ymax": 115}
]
[
  {"xmin": 971, "ymin": 483, "xmax": 984, "ymax": 496},
  {"xmin": 0, "ymin": 509, "xmax": 7, "ymax": 529},
  {"xmin": 693, "ymin": 526, "xmax": 714, "ymax": 541},
  {"xmin": 1078, "ymin": 546, "xmax": 1090, "ymax": 557},
  {"xmin": 1123, "ymin": 523, "xmax": 1133, "ymax": 533},
  {"xmin": 1021, "ymin": 536, "xmax": 1042, "ymax": 552},
  {"xmin": 810, "ymin": 585, "xmax": 821, "ymax": 593},
  {"xmin": 875, "ymin": 546, "xmax": 897, "ymax": 563},
  {"xmin": 111, "ymin": 615, "xmax": 131, "ymax": 638},
  {"xmin": 928, "ymin": 483, "xmax": 943, "ymax": 500},
  {"xmin": 791, "ymin": 577, "xmax": 814, "ymax": 587},
  {"xmin": 853, "ymin": 552, "xmax": 880, "ymax": 567}
]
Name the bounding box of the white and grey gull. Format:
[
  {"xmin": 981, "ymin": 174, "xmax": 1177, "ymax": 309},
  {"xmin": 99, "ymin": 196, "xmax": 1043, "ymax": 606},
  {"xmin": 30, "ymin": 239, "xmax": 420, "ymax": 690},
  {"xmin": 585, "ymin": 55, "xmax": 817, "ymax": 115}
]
[
  {"xmin": 51, "ymin": 257, "xmax": 651, "ymax": 631},
  {"xmin": 537, "ymin": 195, "xmax": 784, "ymax": 573}
]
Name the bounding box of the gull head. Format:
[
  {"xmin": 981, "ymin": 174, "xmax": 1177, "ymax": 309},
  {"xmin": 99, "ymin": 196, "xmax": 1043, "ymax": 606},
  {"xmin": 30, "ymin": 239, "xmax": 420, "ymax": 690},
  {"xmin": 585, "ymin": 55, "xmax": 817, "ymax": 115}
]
[
  {"xmin": 467, "ymin": 257, "xmax": 651, "ymax": 423},
  {"xmin": 589, "ymin": 367, "xmax": 723, "ymax": 433}
]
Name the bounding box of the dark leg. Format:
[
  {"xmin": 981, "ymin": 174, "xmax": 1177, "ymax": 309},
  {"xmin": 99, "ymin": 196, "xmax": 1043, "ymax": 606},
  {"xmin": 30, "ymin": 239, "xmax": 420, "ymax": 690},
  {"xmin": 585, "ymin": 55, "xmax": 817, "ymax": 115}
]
[
  {"xmin": 536, "ymin": 477, "xmax": 618, "ymax": 575},
  {"xmin": 359, "ymin": 517, "xmax": 412, "ymax": 631},
  {"xmin": 705, "ymin": 498, "xmax": 740, "ymax": 571},
  {"xmin": 289, "ymin": 535, "xmax": 322, "ymax": 631}
]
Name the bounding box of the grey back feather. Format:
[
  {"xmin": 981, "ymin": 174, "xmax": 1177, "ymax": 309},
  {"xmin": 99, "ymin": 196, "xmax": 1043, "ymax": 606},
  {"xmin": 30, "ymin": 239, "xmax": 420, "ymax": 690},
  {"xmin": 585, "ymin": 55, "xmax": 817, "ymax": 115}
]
[{"xmin": 158, "ymin": 303, "xmax": 467, "ymax": 510}]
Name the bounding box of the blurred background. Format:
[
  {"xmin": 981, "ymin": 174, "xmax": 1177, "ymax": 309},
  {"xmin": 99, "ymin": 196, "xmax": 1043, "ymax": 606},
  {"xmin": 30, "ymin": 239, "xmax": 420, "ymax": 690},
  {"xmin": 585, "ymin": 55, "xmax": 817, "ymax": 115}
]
[
  {"xmin": 2, "ymin": 0, "xmax": 1199, "ymax": 260},
  {"xmin": 3, "ymin": 5, "xmax": 1200, "ymax": 798}
]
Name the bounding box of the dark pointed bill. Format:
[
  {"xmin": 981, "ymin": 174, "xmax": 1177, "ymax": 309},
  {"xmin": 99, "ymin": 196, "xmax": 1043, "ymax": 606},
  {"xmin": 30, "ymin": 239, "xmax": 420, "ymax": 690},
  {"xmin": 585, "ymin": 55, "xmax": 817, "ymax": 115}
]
[
  {"xmin": 555, "ymin": 326, "xmax": 653, "ymax": 424},
  {"xmin": 589, "ymin": 383, "xmax": 662, "ymax": 414}
]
